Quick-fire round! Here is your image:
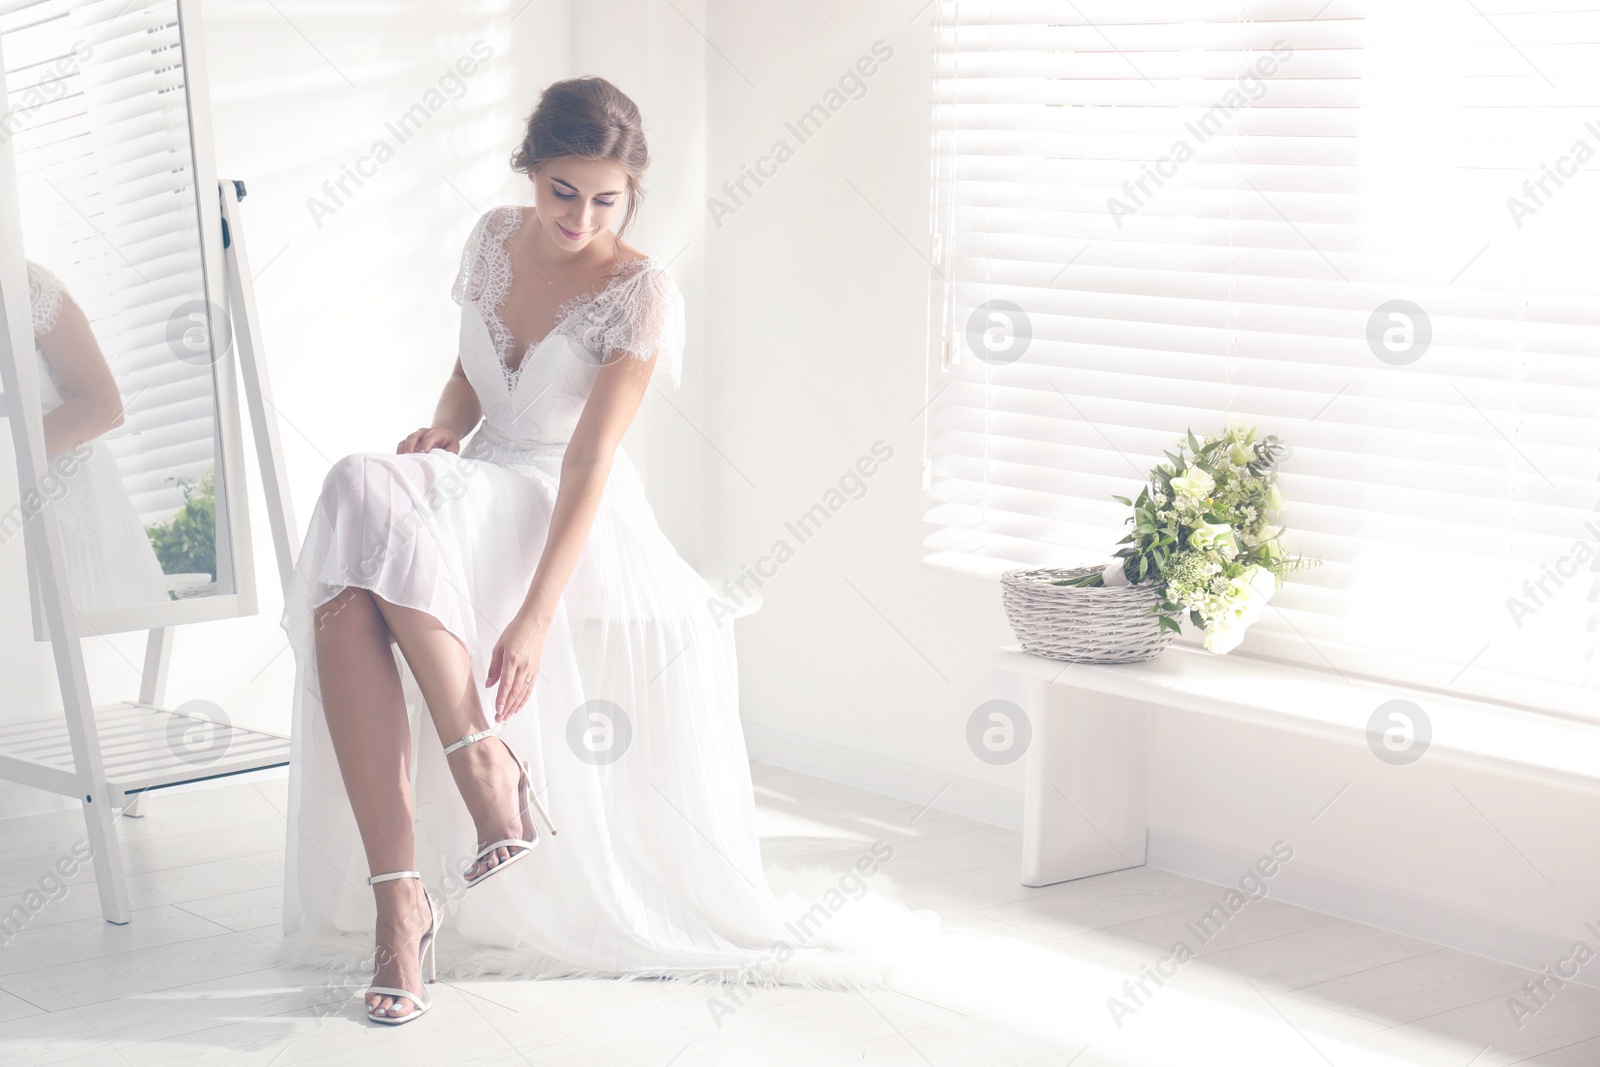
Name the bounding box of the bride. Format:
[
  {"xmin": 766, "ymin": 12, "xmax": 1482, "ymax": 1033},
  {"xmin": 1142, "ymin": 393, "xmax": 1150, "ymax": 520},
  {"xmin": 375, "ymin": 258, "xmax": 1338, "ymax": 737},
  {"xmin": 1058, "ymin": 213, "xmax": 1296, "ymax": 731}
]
[{"xmin": 276, "ymin": 75, "xmax": 933, "ymax": 1025}]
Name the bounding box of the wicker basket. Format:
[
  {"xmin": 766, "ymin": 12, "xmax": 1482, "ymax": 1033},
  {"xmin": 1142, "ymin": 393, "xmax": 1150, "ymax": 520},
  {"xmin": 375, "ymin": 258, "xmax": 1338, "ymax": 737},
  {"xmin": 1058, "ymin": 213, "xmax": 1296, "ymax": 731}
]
[{"xmin": 1000, "ymin": 564, "xmax": 1175, "ymax": 664}]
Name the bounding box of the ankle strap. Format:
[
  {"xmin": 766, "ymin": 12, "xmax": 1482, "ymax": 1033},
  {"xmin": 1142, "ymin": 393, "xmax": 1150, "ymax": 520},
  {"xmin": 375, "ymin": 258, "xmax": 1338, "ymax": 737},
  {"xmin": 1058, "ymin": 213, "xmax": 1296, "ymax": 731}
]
[
  {"xmin": 442, "ymin": 724, "xmax": 499, "ymax": 757},
  {"xmin": 367, "ymin": 869, "xmax": 421, "ymax": 886}
]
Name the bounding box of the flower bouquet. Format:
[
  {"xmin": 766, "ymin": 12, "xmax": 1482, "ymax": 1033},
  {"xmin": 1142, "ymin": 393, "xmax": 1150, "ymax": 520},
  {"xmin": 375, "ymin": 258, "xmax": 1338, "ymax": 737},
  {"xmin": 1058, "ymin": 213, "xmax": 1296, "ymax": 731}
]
[{"xmin": 1057, "ymin": 420, "xmax": 1319, "ymax": 654}]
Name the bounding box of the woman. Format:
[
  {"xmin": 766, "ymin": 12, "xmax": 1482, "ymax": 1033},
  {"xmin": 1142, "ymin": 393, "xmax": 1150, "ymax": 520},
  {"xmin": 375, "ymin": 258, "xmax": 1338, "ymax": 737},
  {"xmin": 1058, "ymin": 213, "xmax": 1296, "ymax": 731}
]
[
  {"xmin": 26, "ymin": 260, "xmax": 169, "ymax": 614},
  {"xmin": 277, "ymin": 76, "xmax": 932, "ymax": 1025}
]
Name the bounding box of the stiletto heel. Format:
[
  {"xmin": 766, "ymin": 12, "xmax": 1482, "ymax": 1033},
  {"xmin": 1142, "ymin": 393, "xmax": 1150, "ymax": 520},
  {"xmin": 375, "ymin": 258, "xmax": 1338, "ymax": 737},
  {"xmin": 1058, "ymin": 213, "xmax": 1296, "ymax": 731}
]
[
  {"xmin": 443, "ymin": 725, "xmax": 553, "ymax": 888},
  {"xmin": 363, "ymin": 869, "xmax": 441, "ymax": 1025},
  {"xmin": 523, "ymin": 760, "xmax": 560, "ymax": 837}
]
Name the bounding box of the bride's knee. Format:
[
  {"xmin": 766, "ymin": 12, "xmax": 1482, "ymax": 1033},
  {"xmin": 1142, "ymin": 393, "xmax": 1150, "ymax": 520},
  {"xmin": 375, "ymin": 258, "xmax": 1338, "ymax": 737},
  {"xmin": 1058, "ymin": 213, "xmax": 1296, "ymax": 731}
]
[
  {"xmin": 318, "ymin": 454, "xmax": 403, "ymax": 508},
  {"xmin": 322, "ymin": 451, "xmax": 386, "ymax": 499}
]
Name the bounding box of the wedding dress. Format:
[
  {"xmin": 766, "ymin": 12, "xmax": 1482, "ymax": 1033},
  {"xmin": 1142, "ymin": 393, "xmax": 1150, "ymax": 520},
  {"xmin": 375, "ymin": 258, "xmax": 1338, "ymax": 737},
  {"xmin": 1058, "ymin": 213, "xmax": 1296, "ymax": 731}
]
[
  {"xmin": 25, "ymin": 261, "xmax": 168, "ymax": 616},
  {"xmin": 275, "ymin": 205, "xmax": 935, "ymax": 991}
]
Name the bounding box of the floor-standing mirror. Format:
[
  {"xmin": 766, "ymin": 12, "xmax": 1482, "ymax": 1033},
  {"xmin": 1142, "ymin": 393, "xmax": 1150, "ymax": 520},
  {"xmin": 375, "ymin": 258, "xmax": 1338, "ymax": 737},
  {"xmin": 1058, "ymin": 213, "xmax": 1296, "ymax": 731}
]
[
  {"xmin": 1, "ymin": 0, "xmax": 254, "ymax": 633},
  {"xmin": 0, "ymin": 0, "xmax": 294, "ymax": 925}
]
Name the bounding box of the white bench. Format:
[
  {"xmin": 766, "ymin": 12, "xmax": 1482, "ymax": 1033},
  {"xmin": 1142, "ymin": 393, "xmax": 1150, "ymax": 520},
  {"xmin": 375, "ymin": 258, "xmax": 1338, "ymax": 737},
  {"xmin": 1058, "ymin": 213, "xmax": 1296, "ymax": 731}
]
[{"xmin": 993, "ymin": 643, "xmax": 1600, "ymax": 887}]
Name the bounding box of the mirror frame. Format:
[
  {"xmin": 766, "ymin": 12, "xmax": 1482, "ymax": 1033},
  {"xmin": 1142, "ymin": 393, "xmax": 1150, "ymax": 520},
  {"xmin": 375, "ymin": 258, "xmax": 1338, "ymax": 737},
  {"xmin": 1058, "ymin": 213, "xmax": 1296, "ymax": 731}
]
[{"xmin": 0, "ymin": 0, "xmax": 259, "ymax": 639}]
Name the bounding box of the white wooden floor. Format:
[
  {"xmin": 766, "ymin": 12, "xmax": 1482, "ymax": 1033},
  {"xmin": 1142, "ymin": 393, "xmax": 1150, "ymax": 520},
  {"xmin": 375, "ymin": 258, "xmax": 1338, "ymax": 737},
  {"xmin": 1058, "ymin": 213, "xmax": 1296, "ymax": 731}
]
[{"xmin": 0, "ymin": 762, "xmax": 1595, "ymax": 1066}]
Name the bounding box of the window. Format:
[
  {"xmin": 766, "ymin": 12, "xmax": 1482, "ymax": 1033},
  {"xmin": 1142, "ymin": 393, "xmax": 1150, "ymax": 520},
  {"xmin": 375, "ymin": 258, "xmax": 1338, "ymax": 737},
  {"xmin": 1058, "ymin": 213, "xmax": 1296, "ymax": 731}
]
[{"xmin": 923, "ymin": 0, "xmax": 1600, "ymax": 719}]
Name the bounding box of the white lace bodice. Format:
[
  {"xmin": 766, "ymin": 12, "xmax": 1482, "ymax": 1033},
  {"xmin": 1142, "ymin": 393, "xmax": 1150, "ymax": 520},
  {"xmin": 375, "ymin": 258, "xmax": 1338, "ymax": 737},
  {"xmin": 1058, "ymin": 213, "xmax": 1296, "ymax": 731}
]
[{"xmin": 451, "ymin": 205, "xmax": 685, "ymax": 469}]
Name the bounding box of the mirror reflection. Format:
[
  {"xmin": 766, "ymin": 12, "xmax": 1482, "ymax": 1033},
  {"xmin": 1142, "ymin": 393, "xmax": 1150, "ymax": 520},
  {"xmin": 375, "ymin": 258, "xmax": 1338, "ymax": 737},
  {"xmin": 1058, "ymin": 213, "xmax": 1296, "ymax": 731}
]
[
  {"xmin": 26, "ymin": 258, "xmax": 169, "ymax": 611},
  {"xmin": 3, "ymin": 0, "xmax": 231, "ymax": 613}
]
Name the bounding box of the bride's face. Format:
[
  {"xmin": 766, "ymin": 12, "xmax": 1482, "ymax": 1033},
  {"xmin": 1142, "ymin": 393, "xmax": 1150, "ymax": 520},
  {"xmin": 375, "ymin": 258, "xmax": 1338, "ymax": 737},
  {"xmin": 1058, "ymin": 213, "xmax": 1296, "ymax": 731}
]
[{"xmin": 531, "ymin": 157, "xmax": 629, "ymax": 250}]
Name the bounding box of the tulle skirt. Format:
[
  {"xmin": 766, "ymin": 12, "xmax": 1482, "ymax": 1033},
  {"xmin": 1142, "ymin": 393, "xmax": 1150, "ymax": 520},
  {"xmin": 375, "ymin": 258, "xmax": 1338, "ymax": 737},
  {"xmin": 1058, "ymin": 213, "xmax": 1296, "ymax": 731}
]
[{"xmin": 274, "ymin": 437, "xmax": 936, "ymax": 991}]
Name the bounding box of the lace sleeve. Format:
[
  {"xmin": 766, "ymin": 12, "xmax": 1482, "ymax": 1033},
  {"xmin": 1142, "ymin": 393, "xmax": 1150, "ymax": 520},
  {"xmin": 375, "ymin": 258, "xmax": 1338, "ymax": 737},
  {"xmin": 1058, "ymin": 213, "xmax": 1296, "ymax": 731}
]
[
  {"xmin": 450, "ymin": 211, "xmax": 490, "ymax": 306},
  {"xmin": 451, "ymin": 206, "xmax": 518, "ymax": 307},
  {"xmin": 592, "ymin": 262, "xmax": 686, "ymax": 389},
  {"xmin": 27, "ymin": 260, "xmax": 65, "ymax": 335}
]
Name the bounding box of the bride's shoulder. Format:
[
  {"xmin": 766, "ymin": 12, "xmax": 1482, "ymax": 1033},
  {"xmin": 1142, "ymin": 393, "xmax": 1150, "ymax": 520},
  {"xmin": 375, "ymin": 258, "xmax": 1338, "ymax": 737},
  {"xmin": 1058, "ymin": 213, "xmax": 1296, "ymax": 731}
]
[
  {"xmin": 466, "ymin": 204, "xmax": 523, "ymax": 242},
  {"xmin": 612, "ymin": 242, "xmax": 678, "ymax": 293},
  {"xmin": 594, "ymin": 247, "xmax": 685, "ymax": 386},
  {"xmin": 614, "ymin": 236, "xmax": 647, "ymax": 262},
  {"xmin": 453, "ymin": 206, "xmax": 522, "ymax": 304},
  {"xmin": 455, "ymin": 205, "xmax": 523, "ymax": 254}
]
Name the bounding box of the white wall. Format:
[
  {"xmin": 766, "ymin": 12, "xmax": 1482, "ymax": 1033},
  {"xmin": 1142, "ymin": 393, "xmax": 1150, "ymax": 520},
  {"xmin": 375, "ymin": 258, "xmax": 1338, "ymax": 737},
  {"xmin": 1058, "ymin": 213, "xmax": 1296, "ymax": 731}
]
[
  {"xmin": 701, "ymin": 0, "xmax": 1600, "ymax": 984},
  {"xmin": 700, "ymin": 0, "xmax": 1026, "ymax": 829}
]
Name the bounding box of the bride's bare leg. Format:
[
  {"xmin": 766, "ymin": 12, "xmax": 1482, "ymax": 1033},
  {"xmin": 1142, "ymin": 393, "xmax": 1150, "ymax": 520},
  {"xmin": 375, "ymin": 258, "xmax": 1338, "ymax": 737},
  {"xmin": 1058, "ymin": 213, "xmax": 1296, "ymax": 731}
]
[
  {"xmin": 367, "ymin": 592, "xmax": 531, "ymax": 885},
  {"xmin": 313, "ymin": 586, "xmax": 430, "ymax": 1021}
]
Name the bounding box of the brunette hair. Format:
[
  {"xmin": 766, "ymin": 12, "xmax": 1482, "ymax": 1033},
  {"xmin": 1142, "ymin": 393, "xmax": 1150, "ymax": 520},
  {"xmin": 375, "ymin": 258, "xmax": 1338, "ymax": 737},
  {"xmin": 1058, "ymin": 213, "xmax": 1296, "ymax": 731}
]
[{"xmin": 511, "ymin": 76, "xmax": 649, "ymax": 238}]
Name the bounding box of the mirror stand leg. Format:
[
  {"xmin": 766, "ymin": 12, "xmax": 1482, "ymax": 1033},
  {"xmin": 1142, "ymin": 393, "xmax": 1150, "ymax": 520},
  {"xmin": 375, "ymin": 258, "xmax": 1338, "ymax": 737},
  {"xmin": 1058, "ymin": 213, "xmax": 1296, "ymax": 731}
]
[
  {"xmin": 81, "ymin": 790, "xmax": 131, "ymax": 924},
  {"xmin": 122, "ymin": 791, "xmax": 146, "ymax": 819},
  {"xmin": 140, "ymin": 628, "xmax": 172, "ymax": 708}
]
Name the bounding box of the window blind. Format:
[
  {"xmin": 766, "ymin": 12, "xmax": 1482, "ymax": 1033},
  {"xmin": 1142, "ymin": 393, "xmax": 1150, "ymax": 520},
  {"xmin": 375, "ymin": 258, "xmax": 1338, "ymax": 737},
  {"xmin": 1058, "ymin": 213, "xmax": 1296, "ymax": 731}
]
[
  {"xmin": 924, "ymin": 0, "xmax": 1600, "ymax": 719},
  {"xmin": 2, "ymin": 0, "xmax": 217, "ymax": 527}
]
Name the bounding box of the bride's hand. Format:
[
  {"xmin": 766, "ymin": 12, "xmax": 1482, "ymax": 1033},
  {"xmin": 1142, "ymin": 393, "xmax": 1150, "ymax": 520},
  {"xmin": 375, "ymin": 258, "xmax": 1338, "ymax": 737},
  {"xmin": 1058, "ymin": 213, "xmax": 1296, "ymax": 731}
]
[
  {"xmin": 397, "ymin": 427, "xmax": 460, "ymax": 454},
  {"xmin": 487, "ymin": 611, "xmax": 546, "ymax": 722}
]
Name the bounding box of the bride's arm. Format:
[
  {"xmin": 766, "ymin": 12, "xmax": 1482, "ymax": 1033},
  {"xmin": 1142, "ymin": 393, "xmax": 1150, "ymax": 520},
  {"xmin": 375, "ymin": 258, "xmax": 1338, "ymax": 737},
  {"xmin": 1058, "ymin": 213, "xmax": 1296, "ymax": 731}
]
[
  {"xmin": 520, "ymin": 352, "xmax": 655, "ymax": 627},
  {"xmin": 399, "ymin": 356, "xmax": 481, "ymax": 453},
  {"xmin": 36, "ymin": 290, "xmax": 124, "ymax": 458},
  {"xmin": 432, "ymin": 356, "xmax": 482, "ymax": 439},
  {"xmin": 486, "ymin": 349, "xmax": 656, "ymax": 719}
]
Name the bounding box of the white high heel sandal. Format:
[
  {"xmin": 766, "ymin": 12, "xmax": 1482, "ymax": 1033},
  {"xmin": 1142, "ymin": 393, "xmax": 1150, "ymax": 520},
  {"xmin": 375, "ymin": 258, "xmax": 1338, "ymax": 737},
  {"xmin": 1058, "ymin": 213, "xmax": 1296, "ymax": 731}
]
[
  {"xmin": 443, "ymin": 725, "xmax": 559, "ymax": 888},
  {"xmin": 363, "ymin": 870, "xmax": 440, "ymax": 1025}
]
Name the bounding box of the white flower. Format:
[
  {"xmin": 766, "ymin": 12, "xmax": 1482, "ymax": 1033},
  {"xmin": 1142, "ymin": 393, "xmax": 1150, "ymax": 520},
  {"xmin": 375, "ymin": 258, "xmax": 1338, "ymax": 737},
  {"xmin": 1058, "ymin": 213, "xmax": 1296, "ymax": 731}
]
[
  {"xmin": 1170, "ymin": 468, "xmax": 1215, "ymax": 500},
  {"xmin": 1256, "ymin": 526, "xmax": 1285, "ymax": 560},
  {"xmin": 1100, "ymin": 561, "xmax": 1131, "ymax": 586},
  {"xmin": 1266, "ymin": 483, "xmax": 1283, "ymax": 511},
  {"xmin": 1221, "ymin": 579, "xmax": 1264, "ymax": 628},
  {"xmin": 1244, "ymin": 564, "xmax": 1277, "ymax": 605},
  {"xmin": 1189, "ymin": 521, "xmax": 1237, "ymax": 559},
  {"xmin": 1204, "ymin": 621, "xmax": 1247, "ymax": 654}
]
